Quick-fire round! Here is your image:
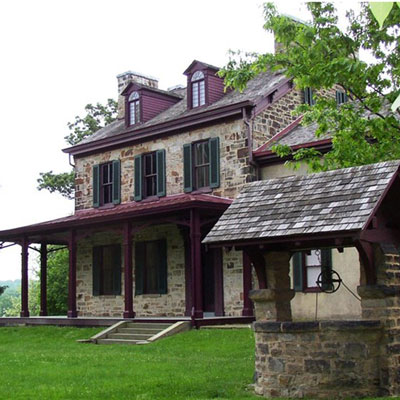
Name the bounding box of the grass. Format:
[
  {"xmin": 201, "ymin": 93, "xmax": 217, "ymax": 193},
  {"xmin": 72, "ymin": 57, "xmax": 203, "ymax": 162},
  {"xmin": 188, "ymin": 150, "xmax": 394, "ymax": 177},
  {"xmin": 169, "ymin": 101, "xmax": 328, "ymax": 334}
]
[{"xmin": 0, "ymin": 326, "xmax": 259, "ymax": 400}]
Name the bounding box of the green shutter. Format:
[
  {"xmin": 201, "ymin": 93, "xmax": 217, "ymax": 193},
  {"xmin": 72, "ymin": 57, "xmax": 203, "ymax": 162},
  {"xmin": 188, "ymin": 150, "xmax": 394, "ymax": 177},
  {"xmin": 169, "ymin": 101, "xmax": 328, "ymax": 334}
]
[
  {"xmin": 209, "ymin": 137, "xmax": 220, "ymax": 188},
  {"xmin": 304, "ymin": 87, "xmax": 315, "ymax": 106},
  {"xmin": 157, "ymin": 240, "xmax": 168, "ymax": 294},
  {"xmin": 135, "ymin": 242, "xmax": 145, "ymax": 295},
  {"xmin": 293, "ymin": 252, "xmax": 303, "ymax": 292},
  {"xmin": 93, "ymin": 165, "xmax": 100, "ymax": 208},
  {"xmin": 134, "ymin": 155, "xmax": 143, "ymax": 201},
  {"xmin": 321, "ymin": 249, "xmax": 333, "ymax": 291},
  {"xmin": 335, "ymin": 90, "xmax": 340, "ymax": 105},
  {"xmin": 112, "ymin": 245, "xmax": 122, "ymax": 295},
  {"xmin": 156, "ymin": 149, "xmax": 166, "ymax": 197},
  {"xmin": 183, "ymin": 143, "xmax": 193, "ymax": 193},
  {"xmin": 112, "ymin": 160, "xmax": 121, "ymax": 205},
  {"xmin": 92, "ymin": 246, "xmax": 102, "ymax": 296}
]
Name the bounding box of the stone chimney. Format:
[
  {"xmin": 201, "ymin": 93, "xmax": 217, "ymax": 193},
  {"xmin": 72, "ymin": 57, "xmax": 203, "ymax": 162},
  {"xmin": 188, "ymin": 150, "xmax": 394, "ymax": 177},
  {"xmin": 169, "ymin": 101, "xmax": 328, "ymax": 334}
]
[{"xmin": 116, "ymin": 71, "xmax": 159, "ymax": 119}]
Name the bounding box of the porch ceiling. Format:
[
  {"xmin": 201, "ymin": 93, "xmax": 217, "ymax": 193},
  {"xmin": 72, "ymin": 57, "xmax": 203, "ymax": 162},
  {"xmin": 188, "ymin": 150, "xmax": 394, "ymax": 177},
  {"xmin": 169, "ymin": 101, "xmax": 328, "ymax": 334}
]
[{"xmin": 0, "ymin": 193, "xmax": 231, "ymax": 244}]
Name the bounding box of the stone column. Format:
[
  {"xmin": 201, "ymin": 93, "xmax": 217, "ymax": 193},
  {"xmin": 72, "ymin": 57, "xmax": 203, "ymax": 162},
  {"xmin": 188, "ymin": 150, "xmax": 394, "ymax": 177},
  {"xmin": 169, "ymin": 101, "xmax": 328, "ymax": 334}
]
[
  {"xmin": 250, "ymin": 251, "xmax": 294, "ymax": 321},
  {"xmin": 357, "ymin": 243, "xmax": 400, "ymax": 397}
]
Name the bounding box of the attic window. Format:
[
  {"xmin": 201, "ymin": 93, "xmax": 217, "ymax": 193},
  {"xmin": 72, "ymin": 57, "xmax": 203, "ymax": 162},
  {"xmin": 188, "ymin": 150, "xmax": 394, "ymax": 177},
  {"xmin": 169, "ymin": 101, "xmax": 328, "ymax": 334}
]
[
  {"xmin": 191, "ymin": 71, "xmax": 205, "ymax": 108},
  {"xmin": 129, "ymin": 91, "xmax": 140, "ymax": 125}
]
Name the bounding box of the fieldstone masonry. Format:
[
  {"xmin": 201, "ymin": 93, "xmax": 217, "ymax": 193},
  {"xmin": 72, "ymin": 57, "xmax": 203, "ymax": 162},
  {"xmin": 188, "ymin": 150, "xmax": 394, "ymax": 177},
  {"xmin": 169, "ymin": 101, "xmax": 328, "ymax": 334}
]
[{"xmin": 251, "ymin": 244, "xmax": 400, "ymax": 398}]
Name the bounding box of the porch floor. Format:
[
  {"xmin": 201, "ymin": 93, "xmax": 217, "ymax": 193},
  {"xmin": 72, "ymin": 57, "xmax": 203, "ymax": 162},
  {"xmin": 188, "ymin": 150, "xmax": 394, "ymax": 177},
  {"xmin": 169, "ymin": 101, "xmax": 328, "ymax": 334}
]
[{"xmin": 0, "ymin": 315, "xmax": 254, "ymax": 328}]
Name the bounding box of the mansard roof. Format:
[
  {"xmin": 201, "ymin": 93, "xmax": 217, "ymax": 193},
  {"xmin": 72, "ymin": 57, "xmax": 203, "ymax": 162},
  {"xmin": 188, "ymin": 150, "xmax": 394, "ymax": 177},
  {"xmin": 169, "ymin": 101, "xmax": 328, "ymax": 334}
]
[
  {"xmin": 203, "ymin": 160, "xmax": 400, "ymax": 246},
  {"xmin": 64, "ymin": 70, "xmax": 289, "ymax": 156}
]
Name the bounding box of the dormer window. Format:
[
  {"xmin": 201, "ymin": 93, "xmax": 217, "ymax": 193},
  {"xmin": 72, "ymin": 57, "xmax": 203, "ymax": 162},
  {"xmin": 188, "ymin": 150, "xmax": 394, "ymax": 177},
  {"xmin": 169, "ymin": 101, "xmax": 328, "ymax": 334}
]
[
  {"xmin": 191, "ymin": 71, "xmax": 205, "ymax": 108},
  {"xmin": 129, "ymin": 91, "xmax": 140, "ymax": 125}
]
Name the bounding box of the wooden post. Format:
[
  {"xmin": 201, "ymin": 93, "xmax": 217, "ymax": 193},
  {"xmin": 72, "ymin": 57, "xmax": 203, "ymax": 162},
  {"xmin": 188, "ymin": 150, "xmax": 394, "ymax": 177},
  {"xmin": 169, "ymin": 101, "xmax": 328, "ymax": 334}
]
[
  {"xmin": 242, "ymin": 252, "xmax": 254, "ymax": 316},
  {"xmin": 190, "ymin": 209, "xmax": 203, "ymax": 319},
  {"xmin": 214, "ymin": 248, "xmax": 224, "ymax": 317},
  {"xmin": 67, "ymin": 230, "xmax": 77, "ymax": 318},
  {"xmin": 39, "ymin": 242, "xmax": 48, "ymax": 316},
  {"xmin": 20, "ymin": 236, "xmax": 29, "ymax": 317},
  {"xmin": 123, "ymin": 222, "xmax": 135, "ymax": 318}
]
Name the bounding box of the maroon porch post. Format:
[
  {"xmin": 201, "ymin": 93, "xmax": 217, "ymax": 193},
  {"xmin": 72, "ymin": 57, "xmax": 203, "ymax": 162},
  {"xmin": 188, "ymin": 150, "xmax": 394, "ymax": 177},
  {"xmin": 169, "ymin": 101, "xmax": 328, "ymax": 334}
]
[
  {"xmin": 242, "ymin": 252, "xmax": 254, "ymax": 316},
  {"xmin": 20, "ymin": 236, "xmax": 29, "ymax": 317},
  {"xmin": 39, "ymin": 242, "xmax": 48, "ymax": 316},
  {"xmin": 190, "ymin": 209, "xmax": 203, "ymax": 318},
  {"xmin": 123, "ymin": 222, "xmax": 135, "ymax": 318},
  {"xmin": 67, "ymin": 230, "xmax": 77, "ymax": 318}
]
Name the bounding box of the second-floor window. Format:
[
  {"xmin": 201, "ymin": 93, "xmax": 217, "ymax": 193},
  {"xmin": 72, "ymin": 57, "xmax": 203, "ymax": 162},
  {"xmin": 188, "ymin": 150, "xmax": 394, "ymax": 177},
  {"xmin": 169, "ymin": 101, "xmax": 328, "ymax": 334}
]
[
  {"xmin": 93, "ymin": 160, "xmax": 121, "ymax": 207},
  {"xmin": 129, "ymin": 91, "xmax": 140, "ymax": 125},
  {"xmin": 134, "ymin": 150, "xmax": 166, "ymax": 201},
  {"xmin": 336, "ymin": 90, "xmax": 348, "ymax": 105},
  {"xmin": 183, "ymin": 137, "xmax": 220, "ymax": 193},
  {"xmin": 304, "ymin": 87, "xmax": 315, "ymax": 106},
  {"xmin": 191, "ymin": 71, "xmax": 205, "ymax": 108}
]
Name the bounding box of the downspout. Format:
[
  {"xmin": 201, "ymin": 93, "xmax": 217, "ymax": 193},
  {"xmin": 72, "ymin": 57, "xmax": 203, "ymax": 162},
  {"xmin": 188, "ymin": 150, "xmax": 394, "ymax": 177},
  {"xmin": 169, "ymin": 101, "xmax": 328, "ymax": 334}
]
[
  {"xmin": 242, "ymin": 107, "xmax": 259, "ymax": 179},
  {"xmin": 68, "ymin": 154, "xmax": 75, "ymax": 168}
]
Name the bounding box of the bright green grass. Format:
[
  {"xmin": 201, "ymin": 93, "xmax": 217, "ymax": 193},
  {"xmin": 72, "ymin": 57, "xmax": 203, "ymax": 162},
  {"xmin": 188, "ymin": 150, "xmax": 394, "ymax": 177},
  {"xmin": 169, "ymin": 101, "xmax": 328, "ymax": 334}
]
[{"xmin": 0, "ymin": 326, "xmax": 259, "ymax": 400}]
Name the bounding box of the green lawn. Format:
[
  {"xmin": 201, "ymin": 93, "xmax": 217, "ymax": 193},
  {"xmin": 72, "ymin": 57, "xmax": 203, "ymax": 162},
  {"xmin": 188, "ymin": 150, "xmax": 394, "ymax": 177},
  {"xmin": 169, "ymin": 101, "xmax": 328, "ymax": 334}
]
[{"xmin": 0, "ymin": 326, "xmax": 258, "ymax": 400}]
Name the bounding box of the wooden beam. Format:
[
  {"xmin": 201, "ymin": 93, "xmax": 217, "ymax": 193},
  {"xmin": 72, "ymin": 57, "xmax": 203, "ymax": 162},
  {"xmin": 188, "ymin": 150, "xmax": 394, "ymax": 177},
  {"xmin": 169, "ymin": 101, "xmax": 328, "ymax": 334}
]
[
  {"xmin": 244, "ymin": 247, "xmax": 267, "ymax": 289},
  {"xmin": 20, "ymin": 236, "xmax": 29, "ymax": 317},
  {"xmin": 355, "ymin": 240, "xmax": 376, "ymax": 285},
  {"xmin": 39, "ymin": 243, "xmax": 48, "ymax": 316},
  {"xmin": 67, "ymin": 230, "xmax": 77, "ymax": 318},
  {"xmin": 123, "ymin": 222, "xmax": 135, "ymax": 318},
  {"xmin": 190, "ymin": 209, "xmax": 203, "ymax": 319}
]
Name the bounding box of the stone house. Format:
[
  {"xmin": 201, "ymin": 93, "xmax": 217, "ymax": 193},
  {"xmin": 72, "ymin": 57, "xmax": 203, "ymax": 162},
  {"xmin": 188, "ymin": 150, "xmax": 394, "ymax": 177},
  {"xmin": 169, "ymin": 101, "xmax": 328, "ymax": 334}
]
[{"xmin": 0, "ymin": 60, "xmax": 357, "ymax": 321}]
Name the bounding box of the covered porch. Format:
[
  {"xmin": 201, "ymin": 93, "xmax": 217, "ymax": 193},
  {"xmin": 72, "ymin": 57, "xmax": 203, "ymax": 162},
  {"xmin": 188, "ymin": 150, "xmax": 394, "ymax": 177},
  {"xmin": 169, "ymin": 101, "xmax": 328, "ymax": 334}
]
[{"xmin": 0, "ymin": 193, "xmax": 254, "ymax": 323}]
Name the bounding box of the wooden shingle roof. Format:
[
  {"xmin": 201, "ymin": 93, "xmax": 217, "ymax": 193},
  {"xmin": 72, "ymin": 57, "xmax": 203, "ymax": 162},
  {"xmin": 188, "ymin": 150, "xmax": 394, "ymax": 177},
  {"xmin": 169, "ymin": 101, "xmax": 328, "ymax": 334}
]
[{"xmin": 203, "ymin": 161, "xmax": 400, "ymax": 245}]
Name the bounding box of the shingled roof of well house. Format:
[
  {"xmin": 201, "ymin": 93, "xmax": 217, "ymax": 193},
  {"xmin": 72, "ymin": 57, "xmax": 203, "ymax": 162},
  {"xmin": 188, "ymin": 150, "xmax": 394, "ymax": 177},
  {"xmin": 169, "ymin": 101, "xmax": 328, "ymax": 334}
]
[
  {"xmin": 80, "ymin": 71, "xmax": 287, "ymax": 145},
  {"xmin": 203, "ymin": 160, "xmax": 400, "ymax": 244}
]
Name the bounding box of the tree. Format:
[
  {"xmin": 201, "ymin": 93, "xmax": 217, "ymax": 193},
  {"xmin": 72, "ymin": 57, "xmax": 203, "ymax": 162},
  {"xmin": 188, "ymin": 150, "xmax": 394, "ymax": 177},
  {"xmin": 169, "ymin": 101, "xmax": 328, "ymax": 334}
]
[
  {"xmin": 219, "ymin": 2, "xmax": 400, "ymax": 171},
  {"xmin": 37, "ymin": 99, "xmax": 118, "ymax": 198}
]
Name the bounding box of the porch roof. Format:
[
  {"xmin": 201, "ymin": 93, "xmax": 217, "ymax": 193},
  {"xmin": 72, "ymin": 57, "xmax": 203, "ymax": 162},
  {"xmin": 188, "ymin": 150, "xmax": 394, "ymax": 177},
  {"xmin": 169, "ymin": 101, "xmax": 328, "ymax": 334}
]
[
  {"xmin": 0, "ymin": 193, "xmax": 232, "ymax": 244},
  {"xmin": 203, "ymin": 161, "xmax": 400, "ymax": 248}
]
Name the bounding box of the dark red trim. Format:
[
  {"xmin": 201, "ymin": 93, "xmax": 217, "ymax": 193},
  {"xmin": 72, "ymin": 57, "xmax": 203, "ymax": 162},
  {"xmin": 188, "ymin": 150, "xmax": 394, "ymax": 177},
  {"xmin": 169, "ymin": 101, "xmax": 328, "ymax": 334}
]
[
  {"xmin": 253, "ymin": 138, "xmax": 332, "ymax": 165},
  {"xmin": 39, "ymin": 243, "xmax": 48, "ymax": 317},
  {"xmin": 182, "ymin": 228, "xmax": 192, "ymax": 317},
  {"xmin": 63, "ymin": 101, "xmax": 252, "ymax": 157},
  {"xmin": 242, "ymin": 252, "xmax": 253, "ymax": 316},
  {"xmin": 254, "ymin": 116, "xmax": 303, "ymax": 154},
  {"xmin": 190, "ymin": 209, "xmax": 203, "ymax": 318},
  {"xmin": 67, "ymin": 230, "xmax": 77, "ymax": 318},
  {"xmin": 20, "ymin": 237, "xmax": 29, "ymax": 318},
  {"xmin": 213, "ymin": 248, "xmax": 224, "ymax": 317},
  {"xmin": 123, "ymin": 222, "xmax": 135, "ymax": 318}
]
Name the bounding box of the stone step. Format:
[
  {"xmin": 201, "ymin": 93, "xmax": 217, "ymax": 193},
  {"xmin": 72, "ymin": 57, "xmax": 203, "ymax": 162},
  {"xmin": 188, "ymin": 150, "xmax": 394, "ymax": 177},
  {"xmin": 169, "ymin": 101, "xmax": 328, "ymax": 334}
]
[
  {"xmin": 118, "ymin": 327, "xmax": 161, "ymax": 335},
  {"xmin": 96, "ymin": 338, "xmax": 145, "ymax": 345},
  {"xmin": 108, "ymin": 333, "xmax": 152, "ymax": 340},
  {"xmin": 125, "ymin": 322, "xmax": 171, "ymax": 329}
]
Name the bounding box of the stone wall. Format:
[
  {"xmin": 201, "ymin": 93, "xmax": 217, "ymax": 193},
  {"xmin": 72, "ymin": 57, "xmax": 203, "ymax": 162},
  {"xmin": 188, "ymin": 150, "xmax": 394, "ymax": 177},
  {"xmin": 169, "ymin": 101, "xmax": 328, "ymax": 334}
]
[
  {"xmin": 74, "ymin": 118, "xmax": 255, "ymax": 210},
  {"xmin": 76, "ymin": 224, "xmax": 245, "ymax": 317},
  {"xmin": 253, "ymin": 320, "xmax": 383, "ymax": 399}
]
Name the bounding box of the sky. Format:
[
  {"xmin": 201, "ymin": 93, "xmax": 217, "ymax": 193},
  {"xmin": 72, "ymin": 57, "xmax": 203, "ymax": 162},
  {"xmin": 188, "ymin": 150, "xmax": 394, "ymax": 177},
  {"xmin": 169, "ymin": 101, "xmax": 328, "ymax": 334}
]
[{"xmin": 0, "ymin": 0, "xmax": 359, "ymax": 281}]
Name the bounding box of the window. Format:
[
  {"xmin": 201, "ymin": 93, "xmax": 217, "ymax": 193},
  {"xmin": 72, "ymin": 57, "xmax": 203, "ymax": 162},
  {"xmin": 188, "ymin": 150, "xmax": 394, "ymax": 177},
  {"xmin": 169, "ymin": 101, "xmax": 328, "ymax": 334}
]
[
  {"xmin": 336, "ymin": 90, "xmax": 348, "ymax": 105},
  {"xmin": 129, "ymin": 91, "xmax": 140, "ymax": 125},
  {"xmin": 293, "ymin": 249, "xmax": 332, "ymax": 292},
  {"xmin": 134, "ymin": 150, "xmax": 166, "ymax": 201},
  {"xmin": 191, "ymin": 71, "xmax": 205, "ymax": 108},
  {"xmin": 194, "ymin": 140, "xmax": 210, "ymax": 189},
  {"xmin": 92, "ymin": 245, "xmax": 121, "ymax": 296},
  {"xmin": 304, "ymin": 87, "xmax": 315, "ymax": 106},
  {"xmin": 135, "ymin": 240, "xmax": 167, "ymax": 295},
  {"xmin": 93, "ymin": 160, "xmax": 121, "ymax": 207},
  {"xmin": 183, "ymin": 137, "xmax": 220, "ymax": 192}
]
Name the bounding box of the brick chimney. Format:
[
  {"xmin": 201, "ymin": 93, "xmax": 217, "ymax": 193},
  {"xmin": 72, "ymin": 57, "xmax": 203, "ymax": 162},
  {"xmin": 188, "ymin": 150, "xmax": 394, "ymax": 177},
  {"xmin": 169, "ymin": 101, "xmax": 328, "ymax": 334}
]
[{"xmin": 116, "ymin": 71, "xmax": 159, "ymax": 119}]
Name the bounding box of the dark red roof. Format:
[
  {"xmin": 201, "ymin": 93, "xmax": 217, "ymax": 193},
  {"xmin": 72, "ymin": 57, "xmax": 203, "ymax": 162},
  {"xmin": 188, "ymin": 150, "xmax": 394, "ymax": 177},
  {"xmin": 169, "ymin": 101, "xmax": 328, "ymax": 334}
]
[{"xmin": 0, "ymin": 194, "xmax": 232, "ymax": 241}]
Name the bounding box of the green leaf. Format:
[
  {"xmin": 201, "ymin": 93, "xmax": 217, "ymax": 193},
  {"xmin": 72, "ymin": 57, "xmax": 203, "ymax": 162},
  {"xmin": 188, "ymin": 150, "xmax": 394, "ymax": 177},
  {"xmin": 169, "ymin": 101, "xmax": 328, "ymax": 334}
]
[
  {"xmin": 391, "ymin": 93, "xmax": 400, "ymax": 112},
  {"xmin": 370, "ymin": 2, "xmax": 393, "ymax": 28}
]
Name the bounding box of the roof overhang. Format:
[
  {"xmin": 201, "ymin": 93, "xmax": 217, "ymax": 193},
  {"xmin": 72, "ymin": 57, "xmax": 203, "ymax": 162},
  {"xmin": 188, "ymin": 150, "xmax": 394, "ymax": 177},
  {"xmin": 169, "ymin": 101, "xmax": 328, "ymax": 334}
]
[{"xmin": 0, "ymin": 194, "xmax": 232, "ymax": 245}]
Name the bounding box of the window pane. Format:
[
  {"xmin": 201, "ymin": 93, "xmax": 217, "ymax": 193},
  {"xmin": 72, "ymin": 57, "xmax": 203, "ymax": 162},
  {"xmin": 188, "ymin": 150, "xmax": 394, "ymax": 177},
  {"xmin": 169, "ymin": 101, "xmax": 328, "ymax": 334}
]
[
  {"xmin": 129, "ymin": 91, "xmax": 139, "ymax": 101},
  {"xmin": 192, "ymin": 82, "xmax": 199, "ymax": 108},
  {"xmin": 307, "ymin": 266, "xmax": 321, "ymax": 288},
  {"xmin": 135, "ymin": 101, "xmax": 140, "ymax": 123},
  {"xmin": 130, "ymin": 102, "xmax": 136, "ymax": 125},
  {"xmin": 306, "ymin": 249, "xmax": 321, "ymax": 266},
  {"xmin": 191, "ymin": 71, "xmax": 204, "ymax": 82},
  {"xmin": 199, "ymin": 80, "xmax": 205, "ymax": 105}
]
